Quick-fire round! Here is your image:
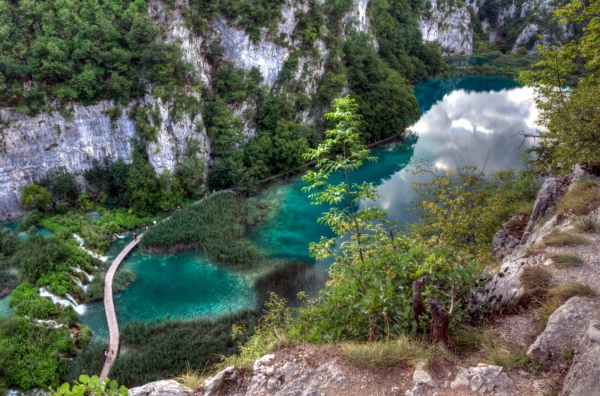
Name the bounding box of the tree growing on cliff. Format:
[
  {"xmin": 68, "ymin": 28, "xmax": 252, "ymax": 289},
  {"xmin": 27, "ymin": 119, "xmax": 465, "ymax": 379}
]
[
  {"xmin": 19, "ymin": 184, "xmax": 51, "ymax": 212},
  {"xmin": 518, "ymin": 0, "xmax": 600, "ymax": 174}
]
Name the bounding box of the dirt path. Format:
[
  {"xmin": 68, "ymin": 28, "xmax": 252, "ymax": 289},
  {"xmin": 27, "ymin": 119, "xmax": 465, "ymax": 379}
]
[{"xmin": 99, "ymin": 235, "xmax": 142, "ymax": 381}]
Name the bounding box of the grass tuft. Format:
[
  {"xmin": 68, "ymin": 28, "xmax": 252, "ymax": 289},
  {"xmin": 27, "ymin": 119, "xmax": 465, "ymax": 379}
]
[
  {"xmin": 549, "ymin": 253, "xmax": 583, "ymax": 269},
  {"xmin": 520, "ymin": 266, "xmax": 552, "ymax": 302},
  {"xmin": 573, "ymin": 216, "xmax": 600, "ymax": 233},
  {"xmin": 556, "ymin": 180, "xmax": 600, "ymax": 216},
  {"xmin": 173, "ymin": 363, "xmax": 208, "ymax": 391},
  {"xmin": 341, "ymin": 337, "xmax": 425, "ymax": 368},
  {"xmin": 541, "ymin": 231, "xmax": 590, "ymax": 247}
]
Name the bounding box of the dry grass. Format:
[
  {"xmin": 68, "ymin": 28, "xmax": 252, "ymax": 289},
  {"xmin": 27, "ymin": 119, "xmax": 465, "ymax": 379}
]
[
  {"xmin": 173, "ymin": 363, "xmax": 210, "ymax": 391},
  {"xmin": 573, "ymin": 216, "xmax": 600, "ymax": 232},
  {"xmin": 449, "ymin": 324, "xmax": 529, "ymax": 369},
  {"xmin": 537, "ymin": 282, "xmax": 597, "ymax": 332},
  {"xmin": 549, "ymin": 253, "xmax": 583, "ymax": 269},
  {"xmin": 556, "ymin": 180, "xmax": 600, "ymax": 216},
  {"xmin": 341, "ymin": 337, "xmax": 426, "ymax": 368},
  {"xmin": 516, "ymin": 201, "xmax": 535, "ymax": 216},
  {"xmin": 520, "ymin": 266, "xmax": 552, "ymax": 302},
  {"xmin": 541, "ymin": 231, "xmax": 590, "ymax": 247}
]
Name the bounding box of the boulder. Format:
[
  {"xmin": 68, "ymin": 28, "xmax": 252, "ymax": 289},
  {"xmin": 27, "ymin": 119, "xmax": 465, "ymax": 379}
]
[
  {"xmin": 561, "ymin": 321, "xmax": 600, "ymax": 395},
  {"xmin": 521, "ymin": 177, "xmax": 569, "ymax": 245},
  {"xmin": 470, "ymin": 254, "xmax": 546, "ymax": 311},
  {"xmin": 129, "ymin": 380, "xmax": 192, "ymax": 396},
  {"xmin": 528, "ymin": 297, "xmax": 600, "ymax": 362},
  {"xmin": 571, "ymin": 163, "xmax": 600, "ymax": 186},
  {"xmin": 450, "ymin": 364, "xmax": 515, "ymax": 395}
]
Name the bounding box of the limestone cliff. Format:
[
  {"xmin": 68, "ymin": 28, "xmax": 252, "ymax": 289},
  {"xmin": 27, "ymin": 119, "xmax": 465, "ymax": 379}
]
[
  {"xmin": 420, "ymin": 0, "xmax": 475, "ymax": 55},
  {"xmin": 0, "ymin": 0, "xmax": 373, "ymax": 221}
]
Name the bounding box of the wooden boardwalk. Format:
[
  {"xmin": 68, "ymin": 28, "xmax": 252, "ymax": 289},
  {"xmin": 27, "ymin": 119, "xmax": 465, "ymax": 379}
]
[{"xmin": 99, "ymin": 234, "xmax": 142, "ymax": 381}]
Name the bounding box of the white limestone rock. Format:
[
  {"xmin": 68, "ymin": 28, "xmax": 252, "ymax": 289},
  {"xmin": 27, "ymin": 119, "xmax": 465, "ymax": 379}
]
[
  {"xmin": 562, "ymin": 321, "xmax": 600, "ymax": 395},
  {"xmin": 527, "ymin": 297, "xmax": 600, "ymax": 362},
  {"xmin": 129, "ymin": 380, "xmax": 192, "ymax": 396},
  {"xmin": 450, "ymin": 364, "xmax": 515, "ymax": 396},
  {"xmin": 420, "ymin": 0, "xmax": 473, "ymax": 55}
]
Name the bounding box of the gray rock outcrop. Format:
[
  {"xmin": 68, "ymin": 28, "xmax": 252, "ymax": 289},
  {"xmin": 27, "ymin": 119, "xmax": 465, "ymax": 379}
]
[
  {"xmin": 561, "ymin": 321, "xmax": 600, "ymax": 396},
  {"xmin": 450, "ymin": 364, "xmax": 515, "ymax": 395},
  {"xmin": 129, "ymin": 380, "xmax": 192, "ymax": 396},
  {"xmin": 528, "ymin": 297, "xmax": 600, "ymax": 362},
  {"xmin": 521, "ymin": 177, "xmax": 569, "ymax": 245},
  {"xmin": 203, "ymin": 366, "xmax": 236, "ymax": 396}
]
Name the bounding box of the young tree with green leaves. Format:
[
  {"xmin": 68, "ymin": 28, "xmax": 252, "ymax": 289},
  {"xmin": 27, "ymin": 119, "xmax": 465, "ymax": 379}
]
[{"xmin": 302, "ymin": 96, "xmax": 387, "ymax": 264}]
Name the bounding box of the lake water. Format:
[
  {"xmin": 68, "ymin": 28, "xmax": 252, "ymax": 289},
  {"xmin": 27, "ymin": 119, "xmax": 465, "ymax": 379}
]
[{"xmin": 77, "ymin": 76, "xmax": 538, "ymax": 337}]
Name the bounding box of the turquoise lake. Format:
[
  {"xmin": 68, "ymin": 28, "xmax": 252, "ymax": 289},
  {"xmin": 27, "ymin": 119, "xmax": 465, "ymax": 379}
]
[{"xmin": 77, "ymin": 76, "xmax": 538, "ymax": 338}]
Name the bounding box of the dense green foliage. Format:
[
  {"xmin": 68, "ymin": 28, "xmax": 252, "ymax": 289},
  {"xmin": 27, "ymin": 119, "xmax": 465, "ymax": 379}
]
[
  {"xmin": 368, "ymin": 0, "xmax": 445, "ymax": 81},
  {"xmin": 296, "ymin": 239, "xmax": 483, "ymax": 342},
  {"xmin": 106, "ymin": 312, "xmax": 257, "ymax": 387},
  {"xmin": 0, "ymin": 229, "xmax": 18, "ymax": 296},
  {"xmin": 409, "ymin": 165, "xmax": 540, "ymax": 256},
  {"xmin": 0, "ymin": 0, "xmax": 189, "ymax": 114},
  {"xmin": 0, "ymin": 316, "xmax": 76, "ymax": 390},
  {"xmin": 519, "ymin": 0, "xmax": 600, "ymax": 174},
  {"xmin": 140, "ymin": 192, "xmax": 264, "ymax": 268}
]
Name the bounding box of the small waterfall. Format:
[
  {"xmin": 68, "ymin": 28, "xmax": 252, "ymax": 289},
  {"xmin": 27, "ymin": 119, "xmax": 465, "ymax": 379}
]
[
  {"xmin": 72, "ymin": 233, "xmax": 108, "ymax": 262},
  {"xmin": 39, "ymin": 287, "xmax": 86, "ymax": 315},
  {"xmin": 70, "ymin": 266, "xmax": 94, "ymax": 292}
]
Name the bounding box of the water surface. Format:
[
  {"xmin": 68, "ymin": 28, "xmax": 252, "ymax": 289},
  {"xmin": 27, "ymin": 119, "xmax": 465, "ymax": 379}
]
[{"xmin": 80, "ymin": 76, "xmax": 538, "ymax": 336}]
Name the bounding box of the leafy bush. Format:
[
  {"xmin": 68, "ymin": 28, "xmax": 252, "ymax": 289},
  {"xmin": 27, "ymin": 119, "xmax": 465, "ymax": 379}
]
[
  {"xmin": 295, "ymin": 241, "xmax": 483, "ymax": 342},
  {"xmin": 0, "ymin": 316, "xmax": 76, "ymax": 390},
  {"xmin": 10, "ymin": 283, "xmax": 59, "ymax": 319},
  {"xmin": 19, "ymin": 210, "xmax": 42, "ymax": 231}
]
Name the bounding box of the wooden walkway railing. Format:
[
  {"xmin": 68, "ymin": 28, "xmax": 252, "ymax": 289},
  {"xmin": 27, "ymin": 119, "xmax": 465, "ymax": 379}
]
[{"xmin": 99, "ymin": 235, "xmax": 142, "ymax": 381}]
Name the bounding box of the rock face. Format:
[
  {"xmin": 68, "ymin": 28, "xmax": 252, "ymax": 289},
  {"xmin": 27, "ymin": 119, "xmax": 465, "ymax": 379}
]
[
  {"xmin": 420, "ymin": 0, "xmax": 474, "ymax": 55},
  {"xmin": 528, "ymin": 297, "xmax": 600, "ymax": 362},
  {"xmin": 0, "ymin": 95, "xmax": 208, "ymax": 221},
  {"xmin": 562, "ymin": 321, "xmax": 600, "ymax": 396},
  {"xmin": 512, "ymin": 24, "xmax": 539, "ymax": 53},
  {"xmin": 239, "ymin": 355, "xmax": 347, "ymax": 396},
  {"xmin": 450, "ymin": 364, "xmax": 515, "ymax": 396},
  {"xmin": 129, "ymin": 380, "xmax": 192, "ymax": 396},
  {"xmin": 521, "ymin": 176, "xmax": 570, "ymax": 245}
]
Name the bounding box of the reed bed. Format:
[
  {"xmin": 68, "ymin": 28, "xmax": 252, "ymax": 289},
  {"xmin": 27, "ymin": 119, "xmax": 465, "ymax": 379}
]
[
  {"xmin": 140, "ymin": 193, "xmax": 262, "ymax": 268},
  {"xmin": 108, "ymin": 311, "xmax": 258, "ymax": 387}
]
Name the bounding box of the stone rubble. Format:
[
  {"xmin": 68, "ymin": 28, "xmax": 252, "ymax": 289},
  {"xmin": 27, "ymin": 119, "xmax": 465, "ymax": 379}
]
[{"xmin": 450, "ymin": 364, "xmax": 515, "ymax": 395}]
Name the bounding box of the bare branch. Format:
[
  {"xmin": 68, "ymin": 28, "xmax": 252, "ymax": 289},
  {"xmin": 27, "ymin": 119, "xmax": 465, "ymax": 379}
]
[{"xmin": 448, "ymin": 280, "xmax": 457, "ymax": 317}]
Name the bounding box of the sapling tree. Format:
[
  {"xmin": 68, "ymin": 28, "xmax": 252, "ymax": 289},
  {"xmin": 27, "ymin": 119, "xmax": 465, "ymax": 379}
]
[{"xmin": 302, "ymin": 95, "xmax": 388, "ymax": 264}]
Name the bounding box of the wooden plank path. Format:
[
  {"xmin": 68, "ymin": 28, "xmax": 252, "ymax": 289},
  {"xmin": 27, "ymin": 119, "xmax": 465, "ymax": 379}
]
[{"xmin": 99, "ymin": 234, "xmax": 142, "ymax": 381}]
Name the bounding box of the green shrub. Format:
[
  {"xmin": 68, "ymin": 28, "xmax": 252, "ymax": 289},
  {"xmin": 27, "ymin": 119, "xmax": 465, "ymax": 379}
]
[
  {"xmin": 20, "ymin": 210, "xmax": 42, "ymax": 231},
  {"xmin": 0, "ymin": 316, "xmax": 76, "ymax": 390}
]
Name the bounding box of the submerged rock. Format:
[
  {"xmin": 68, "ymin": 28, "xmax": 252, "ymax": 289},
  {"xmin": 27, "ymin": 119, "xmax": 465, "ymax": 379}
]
[
  {"xmin": 528, "ymin": 297, "xmax": 600, "ymax": 362},
  {"xmin": 129, "ymin": 380, "xmax": 192, "ymax": 396}
]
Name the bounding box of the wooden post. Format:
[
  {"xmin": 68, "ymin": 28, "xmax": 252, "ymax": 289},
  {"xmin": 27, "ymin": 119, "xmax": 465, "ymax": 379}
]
[
  {"xmin": 412, "ymin": 279, "xmax": 425, "ymax": 322},
  {"xmin": 427, "ymin": 280, "xmax": 456, "ymax": 346}
]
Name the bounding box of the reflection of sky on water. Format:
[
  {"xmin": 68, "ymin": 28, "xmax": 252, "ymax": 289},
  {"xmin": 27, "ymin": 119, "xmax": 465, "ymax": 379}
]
[{"xmin": 361, "ymin": 80, "xmax": 538, "ymax": 224}]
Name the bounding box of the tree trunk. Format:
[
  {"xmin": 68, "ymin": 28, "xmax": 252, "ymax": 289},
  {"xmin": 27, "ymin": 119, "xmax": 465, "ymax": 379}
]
[
  {"xmin": 427, "ymin": 281, "xmax": 456, "ymax": 346},
  {"xmin": 412, "ymin": 279, "xmax": 425, "ymax": 322}
]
